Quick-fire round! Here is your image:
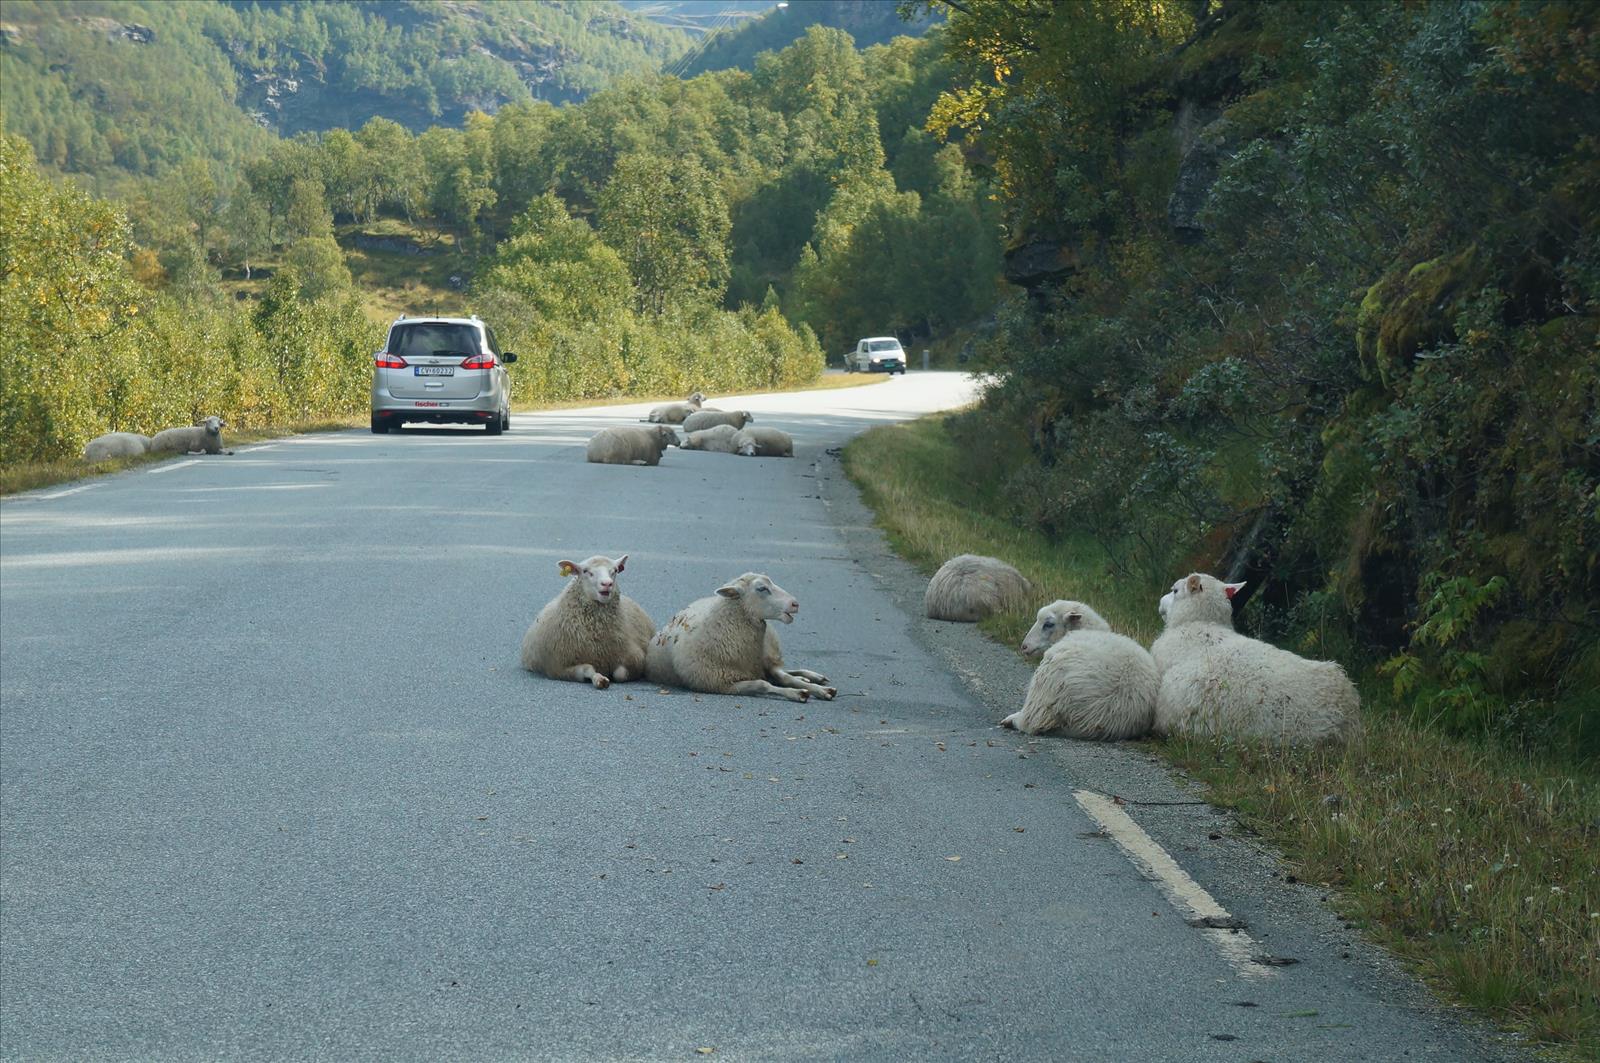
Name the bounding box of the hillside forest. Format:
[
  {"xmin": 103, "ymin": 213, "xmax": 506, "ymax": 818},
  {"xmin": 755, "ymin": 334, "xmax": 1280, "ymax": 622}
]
[{"xmin": 1, "ymin": 0, "xmax": 1596, "ymax": 753}]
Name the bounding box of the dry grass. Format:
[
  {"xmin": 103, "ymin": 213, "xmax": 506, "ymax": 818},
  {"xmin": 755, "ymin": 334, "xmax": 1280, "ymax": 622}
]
[{"xmin": 844, "ymin": 415, "xmax": 1600, "ymax": 1059}]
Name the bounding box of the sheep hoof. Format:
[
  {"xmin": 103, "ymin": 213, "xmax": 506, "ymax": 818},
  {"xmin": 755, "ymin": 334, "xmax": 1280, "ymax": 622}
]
[
  {"xmin": 593, "ymin": 674, "xmax": 611, "ymax": 690},
  {"xmin": 797, "ymin": 690, "xmax": 810, "ymax": 702},
  {"xmin": 819, "ymin": 687, "xmax": 837, "ymax": 700},
  {"xmin": 1000, "ymin": 713, "xmax": 1019, "ymax": 730}
]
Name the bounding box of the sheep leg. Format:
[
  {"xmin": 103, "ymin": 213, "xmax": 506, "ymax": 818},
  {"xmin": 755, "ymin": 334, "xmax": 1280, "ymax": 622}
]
[
  {"xmin": 768, "ymin": 667, "xmax": 836, "ymax": 701},
  {"xmin": 1001, "ymin": 708, "xmax": 1048, "ymax": 735},
  {"xmin": 612, "ymin": 665, "xmax": 634, "ymax": 682},
  {"xmin": 559, "ymin": 664, "xmax": 611, "ymax": 690},
  {"xmin": 785, "ymin": 667, "xmax": 830, "ymax": 684},
  {"xmin": 729, "ymin": 679, "xmax": 808, "ymax": 703}
]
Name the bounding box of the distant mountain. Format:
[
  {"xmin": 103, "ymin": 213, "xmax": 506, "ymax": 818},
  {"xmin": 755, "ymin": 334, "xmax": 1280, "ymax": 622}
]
[
  {"xmin": 615, "ymin": 2, "xmax": 775, "ymax": 37},
  {"xmin": 669, "ymin": 0, "xmax": 939, "ymax": 76},
  {"xmin": 0, "ymin": 0, "xmax": 692, "ymax": 185}
]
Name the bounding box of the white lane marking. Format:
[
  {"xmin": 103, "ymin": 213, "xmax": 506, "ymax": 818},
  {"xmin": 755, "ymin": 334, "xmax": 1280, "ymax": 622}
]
[
  {"xmin": 31, "ymin": 484, "xmax": 102, "ymax": 501},
  {"xmin": 145, "ymin": 459, "xmax": 200, "ymax": 475},
  {"xmin": 1074, "ymin": 790, "xmax": 1276, "ymax": 981}
]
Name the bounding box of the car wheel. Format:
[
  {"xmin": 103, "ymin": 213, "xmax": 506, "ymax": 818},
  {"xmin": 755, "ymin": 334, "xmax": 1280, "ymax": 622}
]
[
  {"xmin": 485, "ymin": 413, "xmax": 503, "ymax": 436},
  {"xmin": 502, "ymin": 408, "xmax": 511, "ymax": 431},
  {"xmin": 845, "ymin": 360, "xmax": 854, "ymax": 373},
  {"xmin": 371, "ymin": 413, "xmax": 389, "ymax": 434}
]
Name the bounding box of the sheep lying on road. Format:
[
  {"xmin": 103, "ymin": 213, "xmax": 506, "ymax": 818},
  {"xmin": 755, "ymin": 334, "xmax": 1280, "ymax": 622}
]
[
  {"xmin": 149, "ymin": 416, "xmax": 229, "ymax": 455},
  {"xmin": 925, "ymin": 554, "xmax": 1032, "ymax": 622},
  {"xmin": 1004, "ymin": 600, "xmax": 1157, "ymax": 739},
  {"xmin": 82, "ymin": 432, "xmax": 151, "ymax": 462},
  {"xmin": 682, "ymin": 409, "xmax": 754, "ymax": 433},
  {"xmin": 681, "ymin": 425, "xmax": 742, "ymax": 453},
  {"xmin": 734, "ymin": 426, "xmax": 793, "ymax": 457},
  {"xmin": 520, "ymin": 554, "xmax": 656, "ymax": 689},
  {"xmin": 586, "ymin": 425, "xmax": 680, "ymax": 466},
  {"xmin": 646, "ymin": 572, "xmax": 835, "ymax": 702},
  {"xmin": 1151, "ymin": 573, "xmax": 1361, "ymax": 745},
  {"xmin": 647, "ymin": 392, "xmax": 707, "ymax": 425}
]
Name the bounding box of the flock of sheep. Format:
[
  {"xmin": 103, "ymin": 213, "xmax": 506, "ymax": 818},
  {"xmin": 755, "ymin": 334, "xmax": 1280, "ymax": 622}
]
[
  {"xmin": 82, "ymin": 416, "xmax": 231, "ymax": 461},
  {"xmin": 585, "ymin": 391, "xmax": 794, "ymax": 465},
  {"xmin": 522, "ymin": 542, "xmax": 1361, "ymax": 745},
  {"xmin": 927, "ymin": 554, "xmax": 1361, "ymax": 745}
]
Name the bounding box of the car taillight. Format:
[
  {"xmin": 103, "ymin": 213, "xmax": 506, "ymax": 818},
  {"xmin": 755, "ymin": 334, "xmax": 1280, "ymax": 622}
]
[
  {"xmin": 459, "ymin": 353, "xmax": 496, "ymax": 369},
  {"xmin": 375, "ymin": 352, "xmax": 407, "ymax": 368}
]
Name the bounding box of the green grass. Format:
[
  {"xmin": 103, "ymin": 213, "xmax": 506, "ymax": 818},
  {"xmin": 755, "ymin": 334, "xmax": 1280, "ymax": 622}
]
[{"xmin": 844, "ymin": 414, "xmax": 1600, "ymax": 1059}]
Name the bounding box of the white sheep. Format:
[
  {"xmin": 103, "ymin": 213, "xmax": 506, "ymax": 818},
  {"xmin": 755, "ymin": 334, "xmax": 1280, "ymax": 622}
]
[
  {"xmin": 680, "ymin": 424, "xmax": 743, "ymax": 453},
  {"xmin": 682, "ymin": 409, "xmax": 754, "ymax": 433},
  {"xmin": 925, "ymin": 554, "xmax": 1033, "ymax": 622},
  {"xmin": 1003, "ymin": 601, "xmax": 1158, "ymax": 739},
  {"xmin": 82, "ymin": 432, "xmax": 151, "ymax": 462},
  {"xmin": 149, "ymin": 416, "xmax": 229, "ymax": 455},
  {"xmin": 519, "ymin": 554, "xmax": 656, "ymax": 689},
  {"xmin": 645, "ymin": 572, "xmax": 835, "ymax": 702},
  {"xmin": 733, "ymin": 426, "xmax": 793, "ymax": 457},
  {"xmin": 586, "ymin": 425, "xmax": 680, "ymax": 466},
  {"xmin": 647, "ymin": 391, "xmax": 707, "ymax": 424},
  {"xmin": 1151, "ymin": 573, "xmax": 1361, "ymax": 745}
]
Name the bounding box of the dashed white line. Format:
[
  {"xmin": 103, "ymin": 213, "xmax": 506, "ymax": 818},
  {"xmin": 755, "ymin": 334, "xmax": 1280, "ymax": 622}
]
[
  {"xmin": 1074, "ymin": 789, "xmax": 1277, "ymax": 981},
  {"xmin": 145, "ymin": 460, "xmax": 201, "ymax": 475},
  {"xmin": 29, "ymin": 484, "xmax": 102, "ymax": 501}
]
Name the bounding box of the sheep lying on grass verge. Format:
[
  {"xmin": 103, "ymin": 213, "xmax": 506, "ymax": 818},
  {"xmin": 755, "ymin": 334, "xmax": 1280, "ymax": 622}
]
[
  {"xmin": 520, "ymin": 554, "xmax": 656, "ymax": 689},
  {"xmin": 734, "ymin": 426, "xmax": 793, "ymax": 457},
  {"xmin": 586, "ymin": 425, "xmax": 680, "ymax": 466},
  {"xmin": 681, "ymin": 425, "xmax": 742, "ymax": 453},
  {"xmin": 925, "ymin": 554, "xmax": 1032, "ymax": 622},
  {"xmin": 1003, "ymin": 601, "xmax": 1158, "ymax": 739},
  {"xmin": 82, "ymin": 432, "xmax": 151, "ymax": 462},
  {"xmin": 646, "ymin": 572, "xmax": 835, "ymax": 703},
  {"xmin": 149, "ymin": 416, "xmax": 229, "ymax": 455},
  {"xmin": 647, "ymin": 392, "xmax": 706, "ymax": 425},
  {"xmin": 682, "ymin": 409, "xmax": 754, "ymax": 433},
  {"xmin": 1152, "ymin": 573, "xmax": 1361, "ymax": 745}
]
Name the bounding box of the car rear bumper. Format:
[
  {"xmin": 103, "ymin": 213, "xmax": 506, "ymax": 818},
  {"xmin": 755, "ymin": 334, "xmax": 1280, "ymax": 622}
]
[
  {"xmin": 372, "ymin": 392, "xmax": 501, "ymax": 424},
  {"xmin": 868, "ymin": 360, "xmax": 906, "ymax": 372}
]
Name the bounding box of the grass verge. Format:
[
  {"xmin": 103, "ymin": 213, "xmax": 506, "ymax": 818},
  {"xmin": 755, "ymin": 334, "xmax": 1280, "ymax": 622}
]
[
  {"xmin": 843, "ymin": 414, "xmax": 1600, "ymax": 1058},
  {"xmin": 0, "ymin": 374, "xmax": 888, "ymax": 498}
]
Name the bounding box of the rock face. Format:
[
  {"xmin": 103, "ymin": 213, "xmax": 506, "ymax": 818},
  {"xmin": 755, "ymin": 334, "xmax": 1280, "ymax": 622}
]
[
  {"xmin": 1003, "ymin": 238, "xmax": 1079, "ymax": 294},
  {"xmin": 1168, "ymin": 110, "xmax": 1227, "ymax": 242}
]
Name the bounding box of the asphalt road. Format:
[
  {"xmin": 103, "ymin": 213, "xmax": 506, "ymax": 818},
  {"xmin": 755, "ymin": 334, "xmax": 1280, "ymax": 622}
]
[{"xmin": 1, "ymin": 372, "xmax": 1515, "ymax": 1061}]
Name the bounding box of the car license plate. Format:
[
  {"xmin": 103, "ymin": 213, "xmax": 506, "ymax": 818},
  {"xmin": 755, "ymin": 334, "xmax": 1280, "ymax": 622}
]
[{"xmin": 415, "ymin": 366, "xmax": 453, "ymax": 376}]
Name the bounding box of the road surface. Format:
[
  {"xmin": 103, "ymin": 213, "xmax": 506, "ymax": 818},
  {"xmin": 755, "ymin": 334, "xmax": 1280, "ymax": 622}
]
[{"xmin": 1, "ymin": 373, "xmax": 1513, "ymax": 1060}]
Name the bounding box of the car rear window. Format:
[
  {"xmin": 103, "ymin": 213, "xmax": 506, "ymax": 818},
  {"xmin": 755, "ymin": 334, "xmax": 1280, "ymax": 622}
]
[
  {"xmin": 869, "ymin": 340, "xmax": 902, "ymax": 353},
  {"xmin": 389, "ymin": 323, "xmax": 482, "ymax": 358}
]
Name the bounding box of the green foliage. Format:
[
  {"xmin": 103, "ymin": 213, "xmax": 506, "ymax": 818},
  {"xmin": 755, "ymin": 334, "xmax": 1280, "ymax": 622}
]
[
  {"xmin": 677, "ymin": 0, "xmax": 937, "ymax": 78},
  {"xmin": 927, "ymin": 0, "xmax": 1600, "ymax": 753},
  {"xmin": 599, "ymin": 152, "xmax": 731, "ymax": 315},
  {"xmin": 0, "ymin": 135, "xmax": 379, "ymax": 463}
]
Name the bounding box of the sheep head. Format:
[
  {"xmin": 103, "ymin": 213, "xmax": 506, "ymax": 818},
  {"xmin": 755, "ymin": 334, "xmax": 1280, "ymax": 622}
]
[
  {"xmin": 1020, "ymin": 599, "xmax": 1111, "ymax": 655},
  {"xmin": 559, "ymin": 554, "xmax": 628, "ymax": 605},
  {"xmin": 716, "ymin": 572, "xmax": 799, "ymax": 625},
  {"xmin": 686, "ymin": 391, "xmax": 706, "ymax": 407},
  {"xmin": 1159, "ymin": 573, "xmax": 1244, "ymax": 628},
  {"xmin": 655, "ymin": 425, "xmax": 681, "ymax": 449},
  {"xmin": 201, "ymin": 415, "xmax": 225, "ymax": 434}
]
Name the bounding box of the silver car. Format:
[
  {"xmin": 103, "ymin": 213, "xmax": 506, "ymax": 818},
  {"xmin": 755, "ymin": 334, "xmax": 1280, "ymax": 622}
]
[{"xmin": 370, "ymin": 315, "xmax": 517, "ymax": 434}]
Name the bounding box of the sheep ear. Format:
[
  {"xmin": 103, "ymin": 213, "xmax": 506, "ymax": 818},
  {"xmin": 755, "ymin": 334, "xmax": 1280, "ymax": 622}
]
[
  {"xmin": 1186, "ymin": 574, "xmax": 1203, "ymax": 594},
  {"xmin": 614, "ymin": 554, "xmax": 628, "ymax": 573},
  {"xmin": 715, "ymin": 582, "xmax": 743, "ymax": 598},
  {"xmin": 1066, "ymin": 611, "xmax": 1083, "ymax": 628},
  {"xmin": 1224, "ymin": 581, "xmax": 1246, "ymax": 600},
  {"xmin": 558, "ymin": 560, "xmax": 580, "ymax": 577}
]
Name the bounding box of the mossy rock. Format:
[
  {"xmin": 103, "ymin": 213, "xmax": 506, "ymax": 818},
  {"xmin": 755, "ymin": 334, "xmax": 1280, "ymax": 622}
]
[{"xmin": 1355, "ymin": 246, "xmax": 1487, "ymax": 391}]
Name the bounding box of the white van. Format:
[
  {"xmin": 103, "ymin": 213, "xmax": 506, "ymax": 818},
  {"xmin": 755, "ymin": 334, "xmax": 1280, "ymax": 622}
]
[{"xmin": 847, "ymin": 336, "xmax": 907, "ymax": 374}]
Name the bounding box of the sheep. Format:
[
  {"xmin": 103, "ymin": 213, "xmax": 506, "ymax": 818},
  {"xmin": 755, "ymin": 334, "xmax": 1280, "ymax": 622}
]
[
  {"xmin": 519, "ymin": 554, "xmax": 656, "ymax": 689},
  {"xmin": 681, "ymin": 409, "xmax": 754, "ymax": 433},
  {"xmin": 82, "ymin": 432, "xmax": 151, "ymax": 462},
  {"xmin": 647, "ymin": 391, "xmax": 707, "ymax": 425},
  {"xmin": 149, "ymin": 416, "xmax": 229, "ymax": 455},
  {"xmin": 680, "ymin": 424, "xmax": 742, "ymax": 453},
  {"xmin": 733, "ymin": 426, "xmax": 793, "ymax": 457},
  {"xmin": 586, "ymin": 425, "xmax": 680, "ymax": 466},
  {"xmin": 1151, "ymin": 572, "xmax": 1362, "ymax": 745},
  {"xmin": 925, "ymin": 554, "xmax": 1033, "ymax": 622},
  {"xmin": 646, "ymin": 572, "xmax": 835, "ymax": 703},
  {"xmin": 1002, "ymin": 600, "xmax": 1158, "ymax": 739}
]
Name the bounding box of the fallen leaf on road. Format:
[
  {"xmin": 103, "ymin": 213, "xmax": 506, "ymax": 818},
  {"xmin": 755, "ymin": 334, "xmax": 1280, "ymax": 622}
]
[
  {"xmin": 866, "ymin": 959, "xmax": 878, "ymax": 967},
  {"xmin": 1013, "ymin": 827, "xmax": 1025, "ymax": 833},
  {"xmin": 696, "ymin": 1048, "xmax": 715, "ymax": 1056},
  {"xmin": 935, "ymin": 742, "xmax": 946, "ymax": 751},
  {"xmin": 945, "ymin": 855, "xmax": 961, "ymax": 862},
  {"xmin": 707, "ymin": 883, "xmax": 725, "ymax": 891}
]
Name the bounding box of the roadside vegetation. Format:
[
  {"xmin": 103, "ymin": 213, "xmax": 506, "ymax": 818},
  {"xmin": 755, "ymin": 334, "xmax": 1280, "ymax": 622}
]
[{"xmin": 845, "ymin": 415, "xmax": 1599, "ymax": 1056}]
